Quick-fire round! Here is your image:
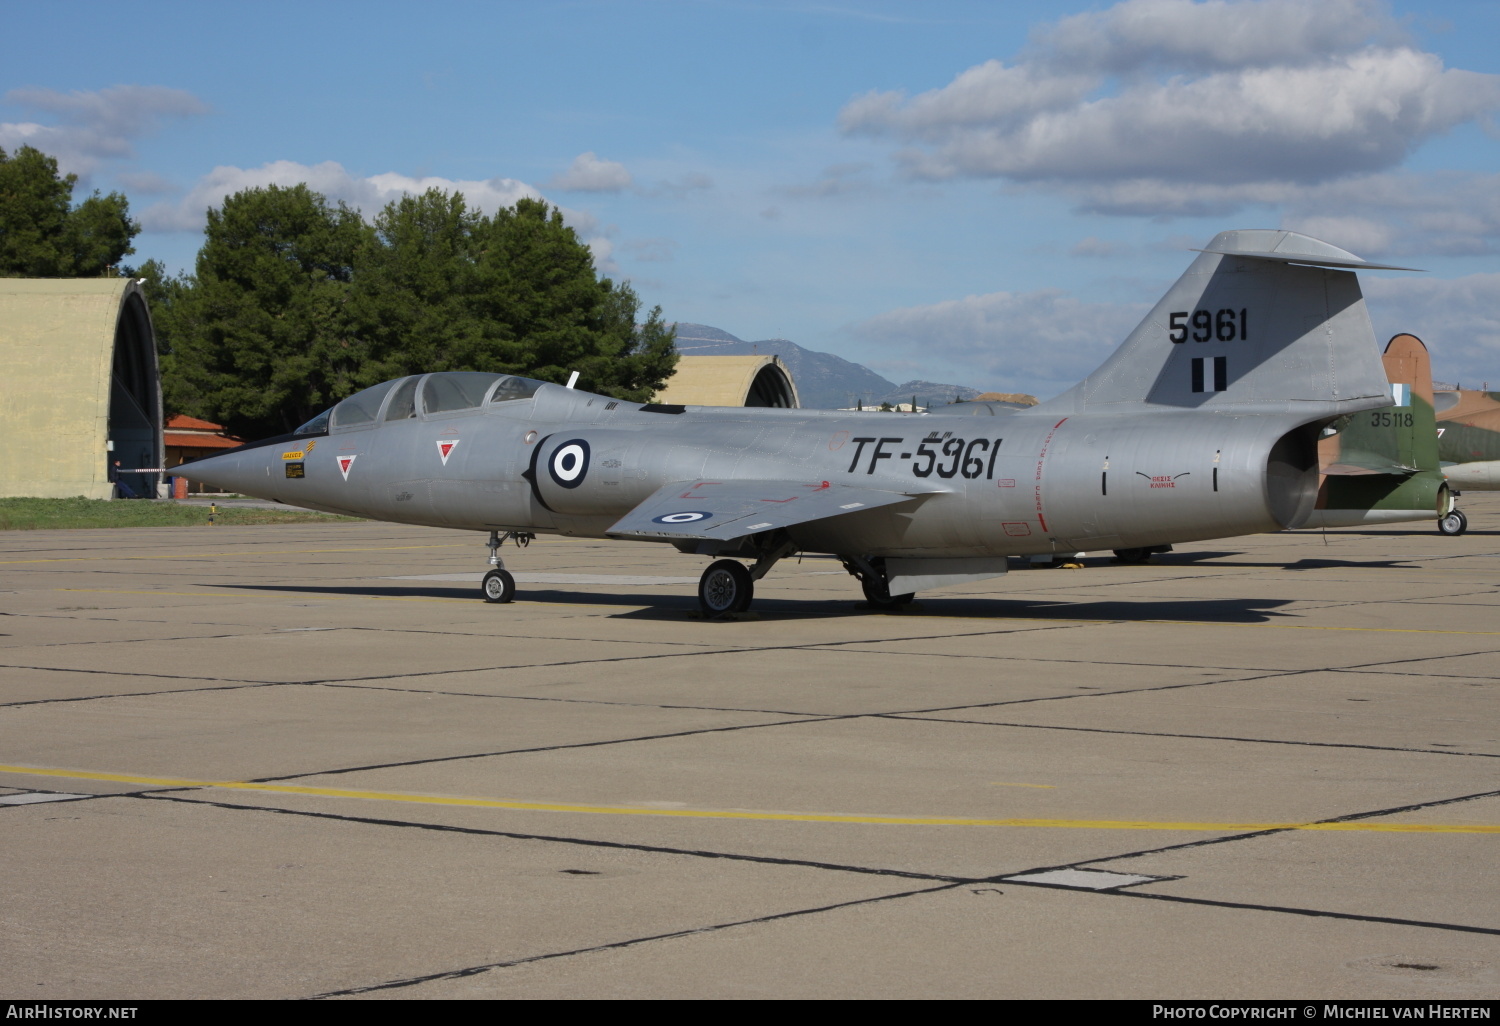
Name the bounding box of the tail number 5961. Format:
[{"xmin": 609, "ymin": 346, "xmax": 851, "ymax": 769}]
[{"xmin": 1170, "ymin": 309, "xmax": 1247, "ymax": 343}]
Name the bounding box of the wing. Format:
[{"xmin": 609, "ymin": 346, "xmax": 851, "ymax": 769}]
[{"xmin": 606, "ymin": 480, "xmax": 926, "ymax": 542}]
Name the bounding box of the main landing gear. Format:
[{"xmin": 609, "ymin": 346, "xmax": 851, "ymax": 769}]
[
  {"xmin": 1112, "ymin": 544, "xmax": 1174, "ymax": 564},
  {"xmin": 695, "ymin": 537, "xmax": 797, "ymax": 619},
  {"xmin": 479, "ymin": 530, "xmax": 532, "ymax": 603},
  {"xmin": 1438, "ymin": 488, "xmax": 1468, "ymax": 536},
  {"xmin": 842, "ymin": 556, "xmax": 914, "ymax": 610},
  {"xmin": 698, "ymin": 559, "xmax": 753, "ymax": 617}
]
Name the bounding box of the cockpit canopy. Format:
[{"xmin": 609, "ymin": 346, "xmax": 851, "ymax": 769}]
[{"xmin": 293, "ymin": 372, "xmax": 548, "ymax": 435}]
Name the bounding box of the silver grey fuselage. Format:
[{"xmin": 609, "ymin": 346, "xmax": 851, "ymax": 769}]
[{"xmin": 212, "ymin": 383, "xmax": 1305, "ymax": 559}]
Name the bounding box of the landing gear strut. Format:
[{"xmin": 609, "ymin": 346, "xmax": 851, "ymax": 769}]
[
  {"xmin": 694, "ymin": 536, "xmax": 795, "ymax": 619},
  {"xmin": 480, "ymin": 530, "xmax": 531, "ymax": 603}
]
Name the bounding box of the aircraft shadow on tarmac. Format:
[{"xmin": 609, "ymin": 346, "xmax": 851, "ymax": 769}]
[
  {"xmin": 215, "ymin": 583, "xmax": 1297, "ymax": 624},
  {"xmin": 1156, "ymin": 555, "xmax": 1421, "ymax": 571}
]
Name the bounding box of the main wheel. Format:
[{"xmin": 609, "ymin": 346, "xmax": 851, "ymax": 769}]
[
  {"xmin": 1438, "ymin": 509, "xmax": 1468, "ymax": 536},
  {"xmin": 698, "ymin": 559, "xmax": 753, "ymax": 618},
  {"xmin": 481, "ymin": 568, "xmax": 516, "ymax": 603},
  {"xmin": 860, "ymin": 572, "xmax": 914, "ymax": 608},
  {"xmin": 1113, "ymin": 547, "xmax": 1150, "ymax": 564}
]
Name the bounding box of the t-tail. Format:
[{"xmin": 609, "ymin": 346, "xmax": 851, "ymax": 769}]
[
  {"xmin": 1043, "ymin": 229, "xmax": 1413, "ymax": 419},
  {"xmin": 1024, "ymin": 230, "xmax": 1422, "ymax": 541}
]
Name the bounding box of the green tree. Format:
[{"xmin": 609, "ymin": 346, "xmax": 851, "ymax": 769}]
[
  {"xmin": 355, "ymin": 192, "xmax": 676, "ymax": 402},
  {"xmin": 163, "ymin": 185, "xmax": 676, "ymax": 437},
  {"xmin": 163, "ymin": 183, "xmax": 370, "ymax": 438},
  {"xmin": 0, "ymin": 145, "xmax": 138, "ymax": 277},
  {"xmin": 349, "ymin": 188, "xmax": 486, "ymax": 379}
]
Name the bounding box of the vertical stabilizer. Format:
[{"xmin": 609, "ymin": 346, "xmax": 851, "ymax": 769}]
[{"xmin": 1046, "ymin": 231, "xmax": 1414, "ymax": 420}]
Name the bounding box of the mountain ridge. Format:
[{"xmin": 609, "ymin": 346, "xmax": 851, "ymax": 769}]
[{"xmin": 669, "ymin": 322, "xmax": 982, "ymax": 410}]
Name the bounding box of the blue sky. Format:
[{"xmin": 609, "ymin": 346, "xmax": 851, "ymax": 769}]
[{"xmin": 4, "ymin": 0, "xmax": 1498, "ymax": 397}]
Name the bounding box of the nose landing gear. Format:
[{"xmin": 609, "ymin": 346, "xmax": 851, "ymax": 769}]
[{"xmin": 480, "ymin": 530, "xmax": 531, "ymax": 603}]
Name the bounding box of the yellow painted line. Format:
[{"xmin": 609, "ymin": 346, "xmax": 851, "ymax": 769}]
[
  {"xmin": 1, "ymin": 764, "xmax": 1493, "ymax": 834},
  {"xmin": 989, "ymin": 782, "xmax": 1056, "ymax": 789}
]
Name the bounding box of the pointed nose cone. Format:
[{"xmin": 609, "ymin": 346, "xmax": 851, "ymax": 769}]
[{"xmin": 177, "ymin": 442, "xmax": 278, "ymax": 499}]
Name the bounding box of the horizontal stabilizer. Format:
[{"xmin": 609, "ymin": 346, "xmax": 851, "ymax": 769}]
[
  {"xmin": 1195, "ymin": 229, "xmax": 1421, "ymax": 272},
  {"xmin": 607, "ymin": 480, "xmax": 924, "ymax": 542},
  {"xmin": 1322, "ymin": 460, "xmax": 1419, "ymax": 477}
]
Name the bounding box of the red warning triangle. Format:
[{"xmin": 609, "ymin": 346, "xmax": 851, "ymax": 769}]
[
  {"xmin": 338, "ymin": 455, "xmax": 357, "ymax": 480},
  {"xmin": 436, "ymin": 439, "xmax": 459, "ymax": 466}
]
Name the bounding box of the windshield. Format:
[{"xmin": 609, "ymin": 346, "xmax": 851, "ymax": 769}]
[{"xmin": 293, "ymin": 409, "xmax": 331, "ymax": 436}]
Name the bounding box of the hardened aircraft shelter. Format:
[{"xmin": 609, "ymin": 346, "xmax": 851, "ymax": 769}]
[
  {"xmin": 0, "ymin": 278, "xmax": 162, "ymax": 499},
  {"xmin": 652, "ymin": 354, "xmax": 800, "ymax": 408}
]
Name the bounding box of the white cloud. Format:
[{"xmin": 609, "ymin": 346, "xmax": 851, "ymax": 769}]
[
  {"xmin": 841, "ymin": 0, "xmax": 1500, "ymax": 212},
  {"xmin": 852, "ymin": 288, "xmax": 1150, "ymax": 396},
  {"xmin": 1034, "ymin": 0, "xmax": 1399, "ymax": 75},
  {"xmin": 548, "ymin": 151, "xmax": 633, "ymax": 192},
  {"xmin": 0, "ymin": 85, "xmax": 208, "ymax": 179},
  {"xmin": 1364, "ymin": 273, "xmax": 1500, "ymax": 385},
  {"xmin": 139, "ymin": 160, "xmax": 614, "ymax": 268},
  {"xmin": 139, "ymin": 160, "xmax": 546, "ymax": 232}
]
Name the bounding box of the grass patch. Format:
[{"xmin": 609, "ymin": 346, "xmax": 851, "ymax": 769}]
[{"xmin": 0, "ymin": 497, "xmax": 362, "ymax": 530}]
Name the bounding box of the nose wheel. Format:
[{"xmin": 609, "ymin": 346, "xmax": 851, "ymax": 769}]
[{"xmin": 482, "ymin": 568, "xmax": 516, "ymax": 603}]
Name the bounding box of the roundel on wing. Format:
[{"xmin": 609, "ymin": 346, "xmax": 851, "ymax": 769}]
[
  {"xmin": 548, "ymin": 439, "xmax": 590, "ymax": 489},
  {"xmin": 652, "ymin": 511, "xmax": 713, "ymax": 524}
]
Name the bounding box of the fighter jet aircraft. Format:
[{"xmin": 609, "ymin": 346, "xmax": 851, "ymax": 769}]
[
  {"xmin": 1309, "ymin": 332, "xmax": 1459, "ymax": 534},
  {"xmin": 178, "ymin": 229, "xmax": 1415, "ymax": 617},
  {"xmin": 1426, "ymin": 367, "xmax": 1500, "ymax": 531}
]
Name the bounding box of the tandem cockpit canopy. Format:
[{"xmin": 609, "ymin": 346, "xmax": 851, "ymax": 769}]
[{"xmin": 293, "ymin": 372, "xmax": 549, "ymax": 436}]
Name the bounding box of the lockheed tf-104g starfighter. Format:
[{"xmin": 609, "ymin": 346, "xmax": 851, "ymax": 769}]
[{"xmin": 179, "ymin": 230, "xmax": 1419, "ymax": 617}]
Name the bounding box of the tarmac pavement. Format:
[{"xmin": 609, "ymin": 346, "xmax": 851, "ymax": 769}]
[{"xmin": 2, "ymin": 496, "xmax": 1498, "ymax": 999}]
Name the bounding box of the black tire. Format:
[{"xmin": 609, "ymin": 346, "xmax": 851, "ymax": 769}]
[
  {"xmin": 481, "ymin": 568, "xmax": 516, "ymax": 603},
  {"xmin": 698, "ymin": 559, "xmax": 753, "ymax": 618},
  {"xmin": 1438, "ymin": 510, "xmax": 1468, "ymax": 536},
  {"xmin": 860, "ymin": 573, "xmax": 914, "ymax": 608},
  {"xmin": 1113, "ymin": 547, "xmax": 1150, "ymax": 564}
]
